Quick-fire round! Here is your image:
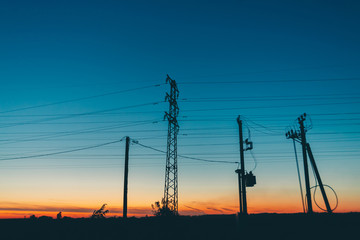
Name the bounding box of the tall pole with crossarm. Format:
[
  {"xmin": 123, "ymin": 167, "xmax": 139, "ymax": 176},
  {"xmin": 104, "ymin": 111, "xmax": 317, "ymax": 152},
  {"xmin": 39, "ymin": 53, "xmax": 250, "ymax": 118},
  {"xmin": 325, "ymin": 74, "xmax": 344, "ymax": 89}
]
[{"xmin": 163, "ymin": 75, "xmax": 180, "ymax": 214}]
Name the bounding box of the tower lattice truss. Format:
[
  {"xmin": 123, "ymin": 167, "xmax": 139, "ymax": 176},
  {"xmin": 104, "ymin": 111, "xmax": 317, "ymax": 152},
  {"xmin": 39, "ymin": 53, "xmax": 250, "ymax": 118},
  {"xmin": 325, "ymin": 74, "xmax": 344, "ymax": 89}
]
[{"xmin": 164, "ymin": 75, "xmax": 179, "ymax": 213}]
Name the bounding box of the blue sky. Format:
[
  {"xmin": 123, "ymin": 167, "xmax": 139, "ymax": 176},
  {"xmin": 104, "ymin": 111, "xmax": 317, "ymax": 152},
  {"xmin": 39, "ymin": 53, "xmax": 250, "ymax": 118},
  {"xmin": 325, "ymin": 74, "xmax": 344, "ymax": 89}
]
[{"xmin": 0, "ymin": 0, "xmax": 359, "ymax": 217}]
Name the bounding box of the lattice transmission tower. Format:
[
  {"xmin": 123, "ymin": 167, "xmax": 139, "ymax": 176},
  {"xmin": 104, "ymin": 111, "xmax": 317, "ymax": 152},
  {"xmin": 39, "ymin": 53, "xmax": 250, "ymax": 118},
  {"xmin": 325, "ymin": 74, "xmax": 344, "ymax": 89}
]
[{"xmin": 163, "ymin": 74, "xmax": 179, "ymax": 214}]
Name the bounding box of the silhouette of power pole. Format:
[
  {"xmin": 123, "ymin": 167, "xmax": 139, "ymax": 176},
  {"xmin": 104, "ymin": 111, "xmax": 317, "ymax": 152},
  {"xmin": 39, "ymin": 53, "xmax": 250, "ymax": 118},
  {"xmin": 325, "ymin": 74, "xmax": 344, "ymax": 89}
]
[
  {"xmin": 164, "ymin": 75, "xmax": 179, "ymax": 214},
  {"xmin": 123, "ymin": 136, "xmax": 130, "ymax": 219},
  {"xmin": 236, "ymin": 116, "xmax": 255, "ymax": 215},
  {"xmin": 298, "ymin": 114, "xmax": 313, "ymax": 213},
  {"xmin": 236, "ymin": 116, "xmax": 247, "ymax": 214},
  {"xmin": 286, "ymin": 113, "xmax": 332, "ymax": 213}
]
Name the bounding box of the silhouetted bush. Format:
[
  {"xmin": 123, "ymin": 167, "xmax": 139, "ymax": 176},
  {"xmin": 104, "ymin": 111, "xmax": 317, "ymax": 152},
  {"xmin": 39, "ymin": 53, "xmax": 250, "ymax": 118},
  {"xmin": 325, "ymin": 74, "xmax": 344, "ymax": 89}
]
[
  {"xmin": 91, "ymin": 204, "xmax": 109, "ymax": 219},
  {"xmin": 151, "ymin": 198, "xmax": 178, "ymax": 217}
]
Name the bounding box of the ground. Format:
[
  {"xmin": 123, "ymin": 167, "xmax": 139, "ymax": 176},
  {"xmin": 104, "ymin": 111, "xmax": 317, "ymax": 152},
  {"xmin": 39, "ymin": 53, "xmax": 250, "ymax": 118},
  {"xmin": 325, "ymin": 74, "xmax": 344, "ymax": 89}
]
[{"xmin": 0, "ymin": 213, "xmax": 358, "ymax": 240}]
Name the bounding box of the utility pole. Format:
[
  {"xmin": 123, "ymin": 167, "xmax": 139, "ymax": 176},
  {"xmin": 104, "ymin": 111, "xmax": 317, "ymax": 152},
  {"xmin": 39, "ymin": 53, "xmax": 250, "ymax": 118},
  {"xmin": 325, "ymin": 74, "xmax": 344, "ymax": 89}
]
[
  {"xmin": 123, "ymin": 136, "xmax": 130, "ymax": 219},
  {"xmin": 286, "ymin": 113, "xmax": 333, "ymax": 214},
  {"xmin": 237, "ymin": 116, "xmax": 247, "ymax": 215},
  {"xmin": 164, "ymin": 75, "xmax": 180, "ymax": 214},
  {"xmin": 298, "ymin": 115, "xmax": 313, "ymax": 214}
]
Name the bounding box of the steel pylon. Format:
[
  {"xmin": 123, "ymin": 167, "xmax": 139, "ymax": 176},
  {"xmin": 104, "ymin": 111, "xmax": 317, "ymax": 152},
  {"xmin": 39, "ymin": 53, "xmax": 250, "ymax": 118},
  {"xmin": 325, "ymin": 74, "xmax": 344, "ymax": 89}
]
[{"xmin": 163, "ymin": 75, "xmax": 179, "ymax": 214}]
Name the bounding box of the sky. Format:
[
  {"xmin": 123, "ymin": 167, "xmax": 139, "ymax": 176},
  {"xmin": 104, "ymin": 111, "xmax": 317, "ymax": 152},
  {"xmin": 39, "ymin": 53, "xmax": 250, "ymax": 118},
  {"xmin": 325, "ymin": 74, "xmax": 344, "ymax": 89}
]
[{"xmin": 0, "ymin": 0, "xmax": 360, "ymax": 218}]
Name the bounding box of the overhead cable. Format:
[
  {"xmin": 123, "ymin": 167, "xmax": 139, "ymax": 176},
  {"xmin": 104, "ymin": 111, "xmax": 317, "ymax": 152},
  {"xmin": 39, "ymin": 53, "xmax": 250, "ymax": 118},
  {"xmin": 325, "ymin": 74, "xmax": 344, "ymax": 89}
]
[
  {"xmin": 0, "ymin": 138, "xmax": 125, "ymax": 161},
  {"xmin": 0, "ymin": 84, "xmax": 163, "ymax": 114},
  {"xmin": 132, "ymin": 140, "xmax": 239, "ymax": 164}
]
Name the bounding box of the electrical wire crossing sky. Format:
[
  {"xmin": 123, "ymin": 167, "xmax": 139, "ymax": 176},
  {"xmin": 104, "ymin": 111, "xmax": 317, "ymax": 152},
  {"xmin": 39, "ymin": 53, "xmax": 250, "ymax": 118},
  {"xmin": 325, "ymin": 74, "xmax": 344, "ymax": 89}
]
[{"xmin": 0, "ymin": 0, "xmax": 359, "ymax": 218}]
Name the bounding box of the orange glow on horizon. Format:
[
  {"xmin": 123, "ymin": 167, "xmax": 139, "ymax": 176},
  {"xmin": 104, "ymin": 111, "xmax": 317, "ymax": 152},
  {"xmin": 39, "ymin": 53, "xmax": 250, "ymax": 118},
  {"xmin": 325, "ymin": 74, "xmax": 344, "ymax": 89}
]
[{"xmin": 1, "ymin": 199, "xmax": 359, "ymax": 219}]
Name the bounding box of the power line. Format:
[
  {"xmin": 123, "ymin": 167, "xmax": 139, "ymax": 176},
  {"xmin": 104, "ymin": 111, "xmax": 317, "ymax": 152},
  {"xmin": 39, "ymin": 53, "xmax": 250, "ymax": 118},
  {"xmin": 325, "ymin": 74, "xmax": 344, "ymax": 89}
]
[
  {"xmin": 182, "ymin": 101, "xmax": 360, "ymax": 112},
  {"xmin": 2, "ymin": 147, "xmax": 359, "ymax": 158},
  {"xmin": 0, "ymin": 101, "xmax": 163, "ymax": 129},
  {"xmin": 3, "ymin": 110, "xmax": 360, "ymax": 119},
  {"xmin": 0, "ymin": 160, "xmax": 249, "ymax": 170},
  {"xmin": 242, "ymin": 117, "xmax": 283, "ymax": 134},
  {"xmin": 132, "ymin": 140, "xmax": 239, "ymax": 164},
  {"xmin": 181, "ymin": 92, "xmax": 359, "ymax": 100},
  {"xmin": 0, "ymin": 139, "xmax": 125, "ymax": 161},
  {"xmin": 179, "ymin": 77, "xmax": 360, "ymax": 85},
  {"xmin": 0, "ymin": 84, "xmax": 164, "ymax": 114},
  {"xmin": 2, "ymin": 155, "xmax": 354, "ymax": 162},
  {"xmin": 176, "ymin": 64, "xmax": 357, "ymax": 79},
  {"xmin": 179, "ymin": 112, "xmax": 360, "ymax": 119},
  {"xmin": 247, "ymin": 150, "xmax": 257, "ymax": 172},
  {"xmin": 181, "ymin": 96, "xmax": 360, "ymax": 103},
  {"xmin": 0, "ymin": 120, "xmax": 159, "ymax": 146}
]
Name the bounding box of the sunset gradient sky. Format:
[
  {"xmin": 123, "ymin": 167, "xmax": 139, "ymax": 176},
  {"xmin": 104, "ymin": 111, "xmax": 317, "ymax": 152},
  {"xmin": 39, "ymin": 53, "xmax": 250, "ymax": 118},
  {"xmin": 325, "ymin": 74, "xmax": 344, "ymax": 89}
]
[{"xmin": 0, "ymin": 0, "xmax": 360, "ymax": 218}]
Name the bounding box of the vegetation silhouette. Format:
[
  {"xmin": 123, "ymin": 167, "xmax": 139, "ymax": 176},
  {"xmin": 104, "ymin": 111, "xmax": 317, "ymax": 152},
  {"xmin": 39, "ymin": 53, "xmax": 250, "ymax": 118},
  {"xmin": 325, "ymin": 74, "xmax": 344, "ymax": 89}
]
[
  {"xmin": 151, "ymin": 198, "xmax": 178, "ymax": 217},
  {"xmin": 91, "ymin": 204, "xmax": 109, "ymax": 219},
  {"xmin": 38, "ymin": 216, "xmax": 53, "ymax": 221}
]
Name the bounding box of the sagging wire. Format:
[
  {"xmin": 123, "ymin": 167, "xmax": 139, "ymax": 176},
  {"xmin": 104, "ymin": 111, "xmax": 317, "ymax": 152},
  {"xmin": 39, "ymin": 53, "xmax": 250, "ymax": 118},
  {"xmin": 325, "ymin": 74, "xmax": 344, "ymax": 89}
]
[
  {"xmin": 245, "ymin": 123, "xmax": 257, "ymax": 172},
  {"xmin": 242, "ymin": 115, "xmax": 283, "ymax": 135},
  {"xmin": 247, "ymin": 126, "xmax": 257, "ymax": 172},
  {"xmin": 0, "ymin": 137, "xmax": 126, "ymax": 161},
  {"xmin": 249, "ymin": 150, "xmax": 258, "ymax": 172},
  {"xmin": 131, "ymin": 139, "xmax": 239, "ymax": 164},
  {"xmin": 241, "ymin": 120, "xmax": 257, "ymax": 172}
]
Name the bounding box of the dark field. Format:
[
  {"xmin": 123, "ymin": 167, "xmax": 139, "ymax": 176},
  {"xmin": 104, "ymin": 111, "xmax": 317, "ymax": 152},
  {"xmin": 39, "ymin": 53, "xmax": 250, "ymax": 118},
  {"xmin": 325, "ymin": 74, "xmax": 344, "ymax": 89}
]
[{"xmin": 1, "ymin": 213, "xmax": 358, "ymax": 240}]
